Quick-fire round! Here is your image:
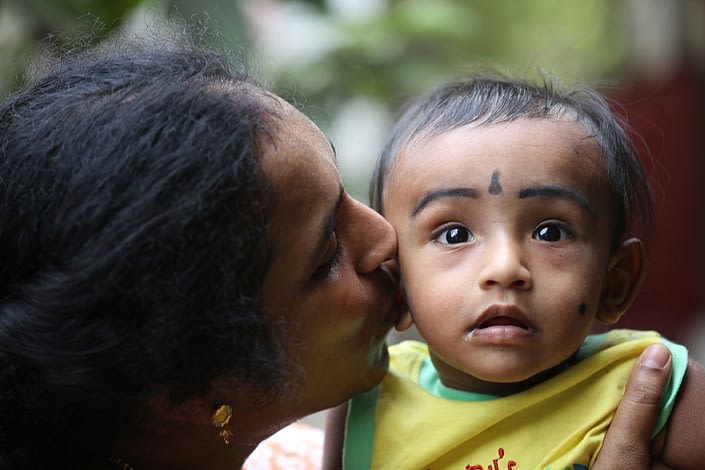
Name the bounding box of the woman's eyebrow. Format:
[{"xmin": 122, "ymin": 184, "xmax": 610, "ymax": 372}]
[
  {"xmin": 518, "ymin": 186, "xmax": 596, "ymax": 217},
  {"xmin": 411, "ymin": 187, "xmax": 480, "ymax": 217}
]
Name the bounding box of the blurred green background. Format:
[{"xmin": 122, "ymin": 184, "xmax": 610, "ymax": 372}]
[
  {"xmin": 0, "ymin": 0, "xmax": 639, "ymax": 195},
  {"xmin": 1, "ymin": 0, "xmax": 704, "ymax": 355}
]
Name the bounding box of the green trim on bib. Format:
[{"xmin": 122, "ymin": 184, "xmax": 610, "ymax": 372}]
[
  {"xmin": 343, "ymin": 385, "xmax": 379, "ymax": 469},
  {"xmin": 419, "ymin": 355, "xmax": 497, "ymax": 401}
]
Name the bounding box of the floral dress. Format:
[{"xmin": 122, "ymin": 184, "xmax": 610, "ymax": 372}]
[{"xmin": 243, "ymin": 422, "xmax": 323, "ymax": 470}]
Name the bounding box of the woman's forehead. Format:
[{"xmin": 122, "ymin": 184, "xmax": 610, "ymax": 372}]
[
  {"xmin": 262, "ymin": 97, "xmax": 336, "ymax": 172},
  {"xmin": 258, "ymin": 94, "xmax": 340, "ymax": 202}
]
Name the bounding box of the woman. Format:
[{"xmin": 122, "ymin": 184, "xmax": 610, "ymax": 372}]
[{"xmin": 0, "ymin": 30, "xmax": 672, "ymax": 469}]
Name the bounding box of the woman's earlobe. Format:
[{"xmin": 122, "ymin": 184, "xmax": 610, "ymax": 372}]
[{"xmin": 596, "ymin": 238, "xmax": 647, "ymax": 324}]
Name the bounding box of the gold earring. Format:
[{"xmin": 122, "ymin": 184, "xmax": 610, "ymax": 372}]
[{"xmin": 212, "ymin": 404, "xmax": 234, "ymax": 445}]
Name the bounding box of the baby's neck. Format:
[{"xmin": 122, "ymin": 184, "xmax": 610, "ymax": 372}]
[{"xmin": 431, "ymin": 355, "xmax": 571, "ymax": 397}]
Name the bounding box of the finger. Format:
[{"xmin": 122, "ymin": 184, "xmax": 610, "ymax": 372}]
[{"xmin": 593, "ymin": 343, "xmax": 672, "ymax": 469}]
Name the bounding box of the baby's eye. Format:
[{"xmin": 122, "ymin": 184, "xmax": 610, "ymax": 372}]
[
  {"xmin": 435, "ymin": 226, "xmax": 474, "ymax": 245},
  {"xmin": 533, "ymin": 223, "xmax": 571, "ymax": 242}
]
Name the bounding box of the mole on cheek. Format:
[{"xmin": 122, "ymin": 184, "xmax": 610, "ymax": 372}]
[
  {"xmin": 488, "ymin": 170, "xmax": 502, "ymax": 195},
  {"xmin": 578, "ymin": 303, "xmax": 586, "ymax": 316}
]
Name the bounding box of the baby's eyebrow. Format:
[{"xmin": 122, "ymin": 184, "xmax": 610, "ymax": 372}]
[
  {"xmin": 411, "ymin": 187, "xmax": 479, "ymax": 217},
  {"xmin": 518, "ymin": 186, "xmax": 596, "ymax": 217}
]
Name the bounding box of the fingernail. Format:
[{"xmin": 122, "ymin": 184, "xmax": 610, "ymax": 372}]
[{"xmin": 639, "ymin": 344, "xmax": 670, "ymax": 370}]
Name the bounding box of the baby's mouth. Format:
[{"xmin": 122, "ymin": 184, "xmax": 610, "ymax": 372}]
[
  {"xmin": 478, "ymin": 316, "xmax": 529, "ymax": 329},
  {"xmin": 466, "ymin": 305, "xmax": 537, "ymax": 340}
]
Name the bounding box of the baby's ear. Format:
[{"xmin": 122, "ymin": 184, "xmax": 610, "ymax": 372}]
[
  {"xmin": 596, "ymin": 238, "xmax": 647, "ymax": 324},
  {"xmin": 394, "ymin": 283, "xmax": 414, "ymax": 332}
]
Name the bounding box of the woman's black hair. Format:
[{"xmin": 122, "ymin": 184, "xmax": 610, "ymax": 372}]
[
  {"xmin": 370, "ymin": 71, "xmax": 653, "ymax": 242},
  {"xmin": 0, "ymin": 30, "xmax": 285, "ymax": 468}
]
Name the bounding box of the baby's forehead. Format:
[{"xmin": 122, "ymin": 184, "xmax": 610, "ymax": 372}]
[{"xmin": 388, "ymin": 119, "xmax": 605, "ymax": 190}]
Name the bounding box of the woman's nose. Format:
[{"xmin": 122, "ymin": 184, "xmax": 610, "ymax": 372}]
[
  {"xmin": 341, "ymin": 196, "xmax": 397, "ymax": 274},
  {"xmin": 478, "ymin": 236, "xmax": 532, "ymax": 290}
]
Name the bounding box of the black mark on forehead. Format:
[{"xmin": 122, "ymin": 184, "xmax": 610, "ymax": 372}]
[
  {"xmin": 578, "ymin": 303, "xmax": 586, "ymax": 316},
  {"xmin": 488, "ymin": 170, "xmax": 502, "ymax": 195}
]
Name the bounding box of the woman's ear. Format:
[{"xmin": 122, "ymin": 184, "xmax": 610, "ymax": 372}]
[
  {"xmin": 596, "ymin": 238, "xmax": 647, "ymax": 324},
  {"xmin": 394, "ymin": 283, "xmax": 414, "ymax": 332},
  {"xmin": 145, "ymin": 393, "xmax": 211, "ymax": 427}
]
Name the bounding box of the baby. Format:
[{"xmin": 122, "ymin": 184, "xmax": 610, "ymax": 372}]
[{"xmin": 324, "ymin": 72, "xmax": 704, "ymax": 469}]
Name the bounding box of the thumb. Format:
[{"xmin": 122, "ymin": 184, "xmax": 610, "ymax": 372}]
[{"xmin": 593, "ymin": 343, "xmax": 672, "ymax": 469}]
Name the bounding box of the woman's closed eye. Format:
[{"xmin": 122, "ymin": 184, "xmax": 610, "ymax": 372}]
[
  {"xmin": 533, "ymin": 221, "xmax": 574, "ymax": 242},
  {"xmin": 434, "ymin": 225, "xmax": 474, "ymax": 245},
  {"xmin": 312, "ymin": 235, "xmax": 343, "ymax": 281}
]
